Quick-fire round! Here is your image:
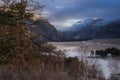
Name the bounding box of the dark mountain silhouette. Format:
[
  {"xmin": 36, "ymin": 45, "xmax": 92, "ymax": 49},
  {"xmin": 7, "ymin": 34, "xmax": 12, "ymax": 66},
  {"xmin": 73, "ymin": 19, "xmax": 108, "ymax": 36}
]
[{"xmin": 27, "ymin": 19, "xmax": 66, "ymax": 42}]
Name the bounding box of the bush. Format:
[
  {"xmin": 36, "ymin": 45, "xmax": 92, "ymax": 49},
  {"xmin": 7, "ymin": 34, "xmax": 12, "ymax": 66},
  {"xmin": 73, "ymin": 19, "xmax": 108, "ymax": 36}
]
[{"xmin": 95, "ymin": 47, "xmax": 120, "ymax": 58}]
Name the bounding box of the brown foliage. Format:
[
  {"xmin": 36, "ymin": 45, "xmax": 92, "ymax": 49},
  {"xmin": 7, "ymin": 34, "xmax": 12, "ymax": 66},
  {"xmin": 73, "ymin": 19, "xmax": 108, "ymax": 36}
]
[
  {"xmin": 0, "ymin": 54, "xmax": 104, "ymax": 80},
  {"xmin": 0, "ymin": 1, "xmax": 104, "ymax": 80}
]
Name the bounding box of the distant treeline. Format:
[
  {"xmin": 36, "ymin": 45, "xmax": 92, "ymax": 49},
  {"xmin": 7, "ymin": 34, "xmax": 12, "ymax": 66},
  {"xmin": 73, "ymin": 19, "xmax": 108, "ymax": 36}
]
[{"xmin": 95, "ymin": 47, "xmax": 120, "ymax": 58}]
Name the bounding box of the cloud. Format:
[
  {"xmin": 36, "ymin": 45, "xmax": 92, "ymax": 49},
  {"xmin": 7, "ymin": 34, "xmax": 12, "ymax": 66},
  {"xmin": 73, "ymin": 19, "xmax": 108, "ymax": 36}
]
[
  {"xmin": 51, "ymin": 19, "xmax": 85, "ymax": 30},
  {"xmin": 39, "ymin": 0, "xmax": 120, "ymax": 30}
]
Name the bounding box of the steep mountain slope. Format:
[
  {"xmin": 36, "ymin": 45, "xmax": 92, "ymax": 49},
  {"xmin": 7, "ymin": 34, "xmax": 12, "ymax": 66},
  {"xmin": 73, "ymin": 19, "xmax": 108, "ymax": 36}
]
[
  {"xmin": 64, "ymin": 20, "xmax": 120, "ymax": 41},
  {"xmin": 27, "ymin": 19, "xmax": 66, "ymax": 42}
]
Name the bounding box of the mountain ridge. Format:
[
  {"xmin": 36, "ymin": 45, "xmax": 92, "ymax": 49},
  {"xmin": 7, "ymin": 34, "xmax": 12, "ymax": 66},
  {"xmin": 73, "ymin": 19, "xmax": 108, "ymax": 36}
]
[
  {"xmin": 63, "ymin": 20, "xmax": 120, "ymax": 41},
  {"xmin": 27, "ymin": 18, "xmax": 120, "ymax": 42},
  {"xmin": 27, "ymin": 19, "xmax": 66, "ymax": 42}
]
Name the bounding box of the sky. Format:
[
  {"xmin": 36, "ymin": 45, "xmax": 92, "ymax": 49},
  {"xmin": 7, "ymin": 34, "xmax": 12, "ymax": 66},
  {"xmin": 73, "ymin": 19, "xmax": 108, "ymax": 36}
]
[{"xmin": 39, "ymin": 0, "xmax": 120, "ymax": 30}]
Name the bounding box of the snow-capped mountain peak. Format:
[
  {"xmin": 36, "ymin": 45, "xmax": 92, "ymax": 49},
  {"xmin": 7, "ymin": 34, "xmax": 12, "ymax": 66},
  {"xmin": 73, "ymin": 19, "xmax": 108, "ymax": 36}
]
[{"xmin": 65, "ymin": 18, "xmax": 113, "ymax": 31}]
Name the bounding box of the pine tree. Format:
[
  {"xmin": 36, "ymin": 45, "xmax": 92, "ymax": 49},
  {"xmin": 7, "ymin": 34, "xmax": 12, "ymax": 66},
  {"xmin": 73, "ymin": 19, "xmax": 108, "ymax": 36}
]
[{"xmin": 0, "ymin": 0, "xmax": 43, "ymax": 64}]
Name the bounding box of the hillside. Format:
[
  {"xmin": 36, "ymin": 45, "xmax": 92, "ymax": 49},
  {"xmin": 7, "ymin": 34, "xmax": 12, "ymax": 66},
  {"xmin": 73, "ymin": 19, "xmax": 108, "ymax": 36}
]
[
  {"xmin": 26, "ymin": 18, "xmax": 120, "ymax": 42},
  {"xmin": 27, "ymin": 19, "xmax": 66, "ymax": 42},
  {"xmin": 63, "ymin": 20, "xmax": 120, "ymax": 41}
]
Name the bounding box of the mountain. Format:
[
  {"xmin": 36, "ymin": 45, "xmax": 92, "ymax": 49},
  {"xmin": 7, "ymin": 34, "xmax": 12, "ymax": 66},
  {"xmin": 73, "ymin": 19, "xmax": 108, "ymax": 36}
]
[
  {"xmin": 63, "ymin": 19, "xmax": 120, "ymax": 41},
  {"xmin": 26, "ymin": 18, "xmax": 120, "ymax": 42},
  {"xmin": 27, "ymin": 19, "xmax": 66, "ymax": 42},
  {"xmin": 65, "ymin": 18, "xmax": 111, "ymax": 31}
]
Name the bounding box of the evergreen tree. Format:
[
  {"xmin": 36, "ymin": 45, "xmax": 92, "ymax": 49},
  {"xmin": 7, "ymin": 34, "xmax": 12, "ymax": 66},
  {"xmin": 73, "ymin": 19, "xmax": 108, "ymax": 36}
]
[{"xmin": 0, "ymin": 0, "xmax": 43, "ymax": 64}]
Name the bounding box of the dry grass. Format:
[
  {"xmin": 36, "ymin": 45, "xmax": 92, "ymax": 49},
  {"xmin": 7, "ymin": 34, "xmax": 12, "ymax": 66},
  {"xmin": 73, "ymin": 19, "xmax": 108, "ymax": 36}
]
[
  {"xmin": 0, "ymin": 54, "xmax": 104, "ymax": 80},
  {"xmin": 0, "ymin": 64, "xmax": 70, "ymax": 80}
]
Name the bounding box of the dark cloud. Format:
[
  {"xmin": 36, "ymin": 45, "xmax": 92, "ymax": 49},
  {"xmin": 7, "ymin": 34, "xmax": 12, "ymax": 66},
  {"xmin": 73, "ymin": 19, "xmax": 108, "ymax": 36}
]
[{"xmin": 39, "ymin": 0, "xmax": 120, "ymax": 30}]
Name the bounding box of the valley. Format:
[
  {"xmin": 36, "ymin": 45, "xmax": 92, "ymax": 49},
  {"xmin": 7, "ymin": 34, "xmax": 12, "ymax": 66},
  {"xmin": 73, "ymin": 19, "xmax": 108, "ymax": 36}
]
[{"xmin": 50, "ymin": 39, "xmax": 120, "ymax": 79}]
